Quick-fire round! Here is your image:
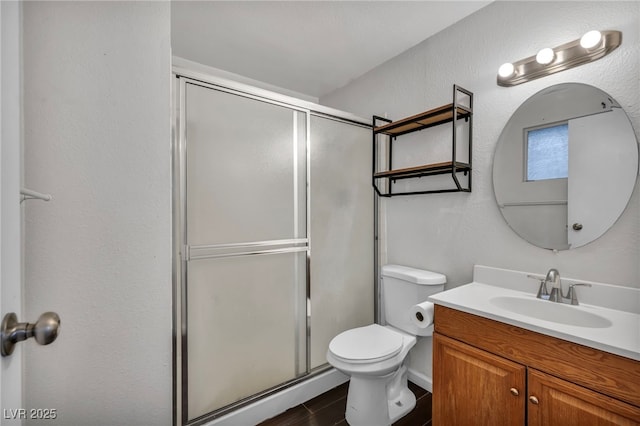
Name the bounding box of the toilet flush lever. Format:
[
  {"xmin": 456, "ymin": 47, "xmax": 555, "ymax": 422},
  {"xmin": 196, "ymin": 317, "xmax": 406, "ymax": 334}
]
[{"xmin": 1, "ymin": 312, "xmax": 60, "ymax": 357}]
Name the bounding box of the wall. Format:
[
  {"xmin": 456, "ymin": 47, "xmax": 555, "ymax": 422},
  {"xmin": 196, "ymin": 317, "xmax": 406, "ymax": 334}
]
[
  {"xmin": 22, "ymin": 2, "xmax": 172, "ymax": 425},
  {"xmin": 321, "ymin": 1, "xmax": 639, "ymax": 386},
  {"xmin": 322, "ymin": 1, "xmax": 640, "ymax": 288}
]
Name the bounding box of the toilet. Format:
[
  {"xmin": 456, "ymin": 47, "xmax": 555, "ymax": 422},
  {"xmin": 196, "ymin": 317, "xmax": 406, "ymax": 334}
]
[{"xmin": 326, "ymin": 264, "xmax": 446, "ymax": 426}]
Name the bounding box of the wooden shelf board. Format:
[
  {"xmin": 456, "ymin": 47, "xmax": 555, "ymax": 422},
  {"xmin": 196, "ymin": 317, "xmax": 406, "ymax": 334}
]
[
  {"xmin": 374, "ymin": 161, "xmax": 471, "ymax": 179},
  {"xmin": 374, "ymin": 104, "xmax": 471, "ymax": 136}
]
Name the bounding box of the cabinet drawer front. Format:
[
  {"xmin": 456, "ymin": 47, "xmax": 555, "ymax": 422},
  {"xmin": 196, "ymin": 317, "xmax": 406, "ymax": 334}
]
[
  {"xmin": 528, "ymin": 369, "xmax": 640, "ymax": 426},
  {"xmin": 434, "ymin": 305, "xmax": 640, "ymax": 408},
  {"xmin": 433, "ymin": 333, "xmax": 525, "ymax": 426}
]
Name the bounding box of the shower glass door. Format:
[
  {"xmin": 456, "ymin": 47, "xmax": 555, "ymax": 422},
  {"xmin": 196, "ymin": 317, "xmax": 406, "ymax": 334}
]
[
  {"xmin": 180, "ymin": 80, "xmax": 308, "ymax": 422},
  {"xmin": 175, "ymin": 75, "xmax": 375, "ymax": 426},
  {"xmin": 309, "ymin": 115, "xmax": 374, "ymax": 368}
]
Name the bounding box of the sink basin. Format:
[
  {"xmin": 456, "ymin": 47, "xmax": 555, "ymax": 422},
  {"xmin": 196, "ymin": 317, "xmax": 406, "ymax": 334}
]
[{"xmin": 490, "ymin": 296, "xmax": 612, "ymax": 328}]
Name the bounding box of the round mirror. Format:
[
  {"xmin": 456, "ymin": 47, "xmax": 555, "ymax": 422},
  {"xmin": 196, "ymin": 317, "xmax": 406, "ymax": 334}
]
[{"xmin": 493, "ymin": 83, "xmax": 638, "ymax": 250}]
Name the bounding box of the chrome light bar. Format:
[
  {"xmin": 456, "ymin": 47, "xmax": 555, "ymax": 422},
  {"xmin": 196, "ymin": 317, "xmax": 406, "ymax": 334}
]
[{"xmin": 497, "ymin": 30, "xmax": 621, "ymax": 87}]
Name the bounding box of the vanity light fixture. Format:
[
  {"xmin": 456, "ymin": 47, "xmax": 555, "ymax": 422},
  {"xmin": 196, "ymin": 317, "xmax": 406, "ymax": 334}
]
[{"xmin": 497, "ymin": 30, "xmax": 621, "ymax": 87}]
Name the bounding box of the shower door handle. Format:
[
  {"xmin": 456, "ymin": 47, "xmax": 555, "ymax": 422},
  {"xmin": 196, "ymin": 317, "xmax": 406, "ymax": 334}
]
[{"xmin": 1, "ymin": 312, "xmax": 61, "ymax": 356}]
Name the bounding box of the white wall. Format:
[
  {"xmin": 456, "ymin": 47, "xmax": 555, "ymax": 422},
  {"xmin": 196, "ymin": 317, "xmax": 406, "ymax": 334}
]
[
  {"xmin": 322, "ymin": 1, "xmax": 639, "ymax": 288},
  {"xmin": 22, "ymin": 2, "xmax": 172, "ymax": 425},
  {"xmin": 321, "ymin": 1, "xmax": 639, "ymax": 386}
]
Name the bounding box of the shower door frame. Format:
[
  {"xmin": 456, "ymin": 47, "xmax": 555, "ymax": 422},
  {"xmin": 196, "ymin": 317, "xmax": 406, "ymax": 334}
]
[{"xmin": 172, "ymin": 66, "xmax": 379, "ymax": 426}]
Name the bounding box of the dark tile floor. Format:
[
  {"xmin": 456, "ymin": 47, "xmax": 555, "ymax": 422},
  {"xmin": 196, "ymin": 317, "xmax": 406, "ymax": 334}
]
[{"xmin": 258, "ymin": 381, "xmax": 432, "ymax": 426}]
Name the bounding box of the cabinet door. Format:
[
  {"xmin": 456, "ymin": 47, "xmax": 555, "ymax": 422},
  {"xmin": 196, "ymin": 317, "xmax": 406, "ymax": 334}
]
[
  {"xmin": 528, "ymin": 369, "xmax": 640, "ymax": 426},
  {"xmin": 433, "ymin": 333, "xmax": 526, "ymax": 426}
]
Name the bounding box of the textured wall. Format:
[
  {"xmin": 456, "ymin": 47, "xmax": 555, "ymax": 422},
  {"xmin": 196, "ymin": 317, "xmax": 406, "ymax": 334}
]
[
  {"xmin": 23, "ymin": 2, "xmax": 172, "ymax": 425},
  {"xmin": 322, "ymin": 1, "xmax": 640, "ymax": 289},
  {"xmin": 321, "ymin": 1, "xmax": 639, "ymax": 385}
]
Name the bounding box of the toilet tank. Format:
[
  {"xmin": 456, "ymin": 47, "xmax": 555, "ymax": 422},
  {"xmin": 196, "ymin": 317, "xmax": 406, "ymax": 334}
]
[{"xmin": 381, "ymin": 264, "xmax": 446, "ymax": 336}]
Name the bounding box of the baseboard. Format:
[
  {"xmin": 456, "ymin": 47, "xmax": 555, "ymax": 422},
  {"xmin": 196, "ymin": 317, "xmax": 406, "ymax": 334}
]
[
  {"xmin": 408, "ymin": 368, "xmax": 432, "ymax": 393},
  {"xmin": 204, "ymin": 368, "xmax": 349, "ymax": 426}
]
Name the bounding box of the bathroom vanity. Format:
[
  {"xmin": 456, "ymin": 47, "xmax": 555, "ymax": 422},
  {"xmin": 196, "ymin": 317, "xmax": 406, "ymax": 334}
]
[{"xmin": 429, "ymin": 266, "xmax": 640, "ymax": 426}]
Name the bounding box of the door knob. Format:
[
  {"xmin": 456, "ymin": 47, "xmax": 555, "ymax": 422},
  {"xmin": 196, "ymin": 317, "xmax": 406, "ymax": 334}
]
[{"xmin": 1, "ymin": 312, "xmax": 60, "ymax": 357}]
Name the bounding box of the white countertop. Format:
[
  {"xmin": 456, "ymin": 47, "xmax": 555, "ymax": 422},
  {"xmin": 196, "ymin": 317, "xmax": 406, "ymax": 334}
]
[{"xmin": 428, "ymin": 266, "xmax": 640, "ymax": 362}]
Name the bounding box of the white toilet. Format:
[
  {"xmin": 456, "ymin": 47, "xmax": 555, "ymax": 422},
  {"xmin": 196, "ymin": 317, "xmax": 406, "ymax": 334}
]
[{"xmin": 326, "ymin": 264, "xmax": 446, "ymax": 426}]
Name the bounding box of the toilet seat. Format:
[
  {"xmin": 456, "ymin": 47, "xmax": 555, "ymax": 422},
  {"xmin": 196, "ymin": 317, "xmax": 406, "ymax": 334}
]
[{"xmin": 329, "ymin": 324, "xmax": 403, "ymax": 364}]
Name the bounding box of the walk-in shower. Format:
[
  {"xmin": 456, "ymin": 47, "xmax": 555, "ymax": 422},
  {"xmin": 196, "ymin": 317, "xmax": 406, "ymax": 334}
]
[{"xmin": 172, "ymin": 69, "xmax": 375, "ymax": 425}]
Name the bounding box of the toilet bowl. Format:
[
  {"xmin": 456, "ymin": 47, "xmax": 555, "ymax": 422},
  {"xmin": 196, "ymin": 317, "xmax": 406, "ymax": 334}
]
[
  {"xmin": 326, "ymin": 265, "xmax": 446, "ymax": 426},
  {"xmin": 327, "ymin": 324, "xmax": 417, "ymax": 425}
]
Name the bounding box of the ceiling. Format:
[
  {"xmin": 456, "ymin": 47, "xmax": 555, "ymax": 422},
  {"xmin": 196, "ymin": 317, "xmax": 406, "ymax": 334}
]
[{"xmin": 171, "ymin": 1, "xmax": 492, "ymax": 99}]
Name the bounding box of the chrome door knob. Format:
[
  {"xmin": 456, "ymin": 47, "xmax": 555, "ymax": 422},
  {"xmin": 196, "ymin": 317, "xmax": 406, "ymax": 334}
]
[
  {"xmin": 32, "ymin": 312, "xmax": 60, "ymax": 345},
  {"xmin": 1, "ymin": 312, "xmax": 61, "ymax": 356}
]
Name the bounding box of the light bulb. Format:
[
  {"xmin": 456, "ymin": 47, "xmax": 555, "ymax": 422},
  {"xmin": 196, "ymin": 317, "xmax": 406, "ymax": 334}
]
[
  {"xmin": 580, "ymin": 30, "xmax": 602, "ymax": 49},
  {"xmin": 498, "ymin": 62, "xmax": 515, "ymax": 78},
  {"xmin": 536, "ymin": 48, "xmax": 555, "ymax": 65}
]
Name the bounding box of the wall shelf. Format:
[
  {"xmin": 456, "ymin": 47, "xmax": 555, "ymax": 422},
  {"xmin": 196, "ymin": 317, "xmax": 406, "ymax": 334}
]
[
  {"xmin": 374, "ymin": 104, "xmax": 471, "ymax": 136},
  {"xmin": 373, "ymin": 161, "xmax": 471, "ymax": 180},
  {"xmin": 373, "ymin": 85, "xmax": 473, "ymax": 196}
]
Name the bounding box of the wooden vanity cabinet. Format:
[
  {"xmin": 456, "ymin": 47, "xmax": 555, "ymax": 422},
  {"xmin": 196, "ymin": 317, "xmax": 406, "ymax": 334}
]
[
  {"xmin": 433, "ymin": 333, "xmax": 525, "ymax": 426},
  {"xmin": 528, "ymin": 369, "xmax": 640, "ymax": 426},
  {"xmin": 433, "ymin": 305, "xmax": 640, "ymax": 426}
]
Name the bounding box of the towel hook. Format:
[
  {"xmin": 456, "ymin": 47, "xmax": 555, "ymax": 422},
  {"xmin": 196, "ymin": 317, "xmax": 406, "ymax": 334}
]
[{"xmin": 20, "ymin": 188, "xmax": 52, "ymax": 203}]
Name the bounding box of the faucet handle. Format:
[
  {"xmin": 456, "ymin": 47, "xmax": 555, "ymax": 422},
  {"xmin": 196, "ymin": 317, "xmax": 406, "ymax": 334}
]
[
  {"xmin": 527, "ymin": 274, "xmax": 549, "ymax": 300},
  {"xmin": 567, "ymin": 283, "xmax": 592, "ymax": 305}
]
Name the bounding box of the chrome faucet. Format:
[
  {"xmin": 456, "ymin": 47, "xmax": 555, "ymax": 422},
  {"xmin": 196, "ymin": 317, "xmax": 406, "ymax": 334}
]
[
  {"xmin": 529, "ymin": 269, "xmax": 593, "ymax": 305},
  {"xmin": 545, "ymin": 269, "xmax": 563, "ymax": 303}
]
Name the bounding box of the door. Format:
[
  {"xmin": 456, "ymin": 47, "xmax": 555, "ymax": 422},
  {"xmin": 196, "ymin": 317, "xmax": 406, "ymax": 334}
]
[
  {"xmin": 567, "ymin": 109, "xmax": 638, "ymax": 248},
  {"xmin": 433, "ymin": 333, "xmax": 526, "ymax": 426},
  {"xmin": 308, "ymin": 115, "xmax": 374, "ymax": 369},
  {"xmin": 528, "ymin": 369, "xmax": 640, "ymax": 425},
  {"xmin": 178, "ymin": 79, "xmax": 309, "ymax": 422},
  {"xmin": 1, "ymin": 2, "xmax": 24, "ymax": 423},
  {"xmin": 175, "ymin": 78, "xmax": 375, "ymax": 424}
]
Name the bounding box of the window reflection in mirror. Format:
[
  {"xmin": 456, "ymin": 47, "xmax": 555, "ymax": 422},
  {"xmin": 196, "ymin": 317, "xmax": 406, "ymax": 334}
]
[{"xmin": 526, "ymin": 123, "xmax": 568, "ymax": 181}]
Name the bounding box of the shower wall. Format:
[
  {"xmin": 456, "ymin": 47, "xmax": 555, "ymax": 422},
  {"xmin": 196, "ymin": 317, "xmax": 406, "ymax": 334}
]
[{"xmin": 174, "ymin": 76, "xmax": 373, "ymax": 424}]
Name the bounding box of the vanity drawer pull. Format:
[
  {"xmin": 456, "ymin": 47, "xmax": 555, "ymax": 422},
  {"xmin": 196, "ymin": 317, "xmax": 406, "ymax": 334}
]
[
  {"xmin": 529, "ymin": 396, "xmax": 539, "ymax": 405},
  {"xmin": 509, "ymin": 388, "xmax": 519, "ymax": 396}
]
